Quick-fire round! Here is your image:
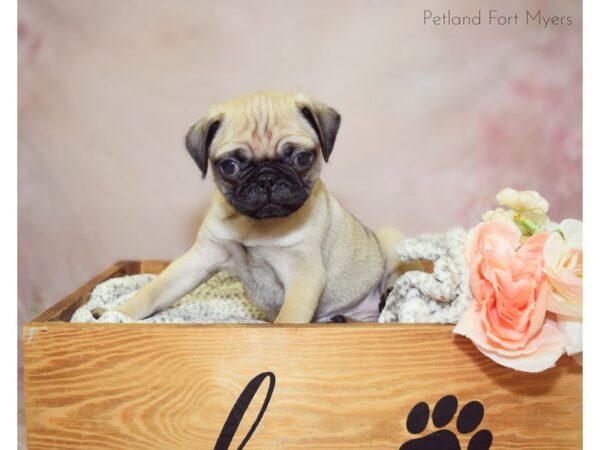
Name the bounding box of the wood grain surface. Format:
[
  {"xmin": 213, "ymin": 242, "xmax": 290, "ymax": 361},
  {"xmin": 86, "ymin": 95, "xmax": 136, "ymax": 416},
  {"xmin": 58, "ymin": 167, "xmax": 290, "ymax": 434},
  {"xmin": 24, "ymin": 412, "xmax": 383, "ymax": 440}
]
[
  {"xmin": 24, "ymin": 261, "xmax": 582, "ymax": 449},
  {"xmin": 24, "ymin": 323, "xmax": 582, "ymax": 450}
]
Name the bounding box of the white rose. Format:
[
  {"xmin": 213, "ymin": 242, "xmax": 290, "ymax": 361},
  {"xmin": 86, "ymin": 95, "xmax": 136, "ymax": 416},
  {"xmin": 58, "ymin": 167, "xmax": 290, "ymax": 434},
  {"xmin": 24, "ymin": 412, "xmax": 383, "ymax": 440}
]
[
  {"xmin": 482, "ymin": 208, "xmax": 515, "ymax": 222},
  {"xmin": 544, "ymin": 219, "xmax": 583, "ymax": 317},
  {"xmin": 496, "ymin": 188, "xmax": 549, "ymax": 214},
  {"xmin": 543, "ymin": 219, "xmax": 583, "ymax": 356}
]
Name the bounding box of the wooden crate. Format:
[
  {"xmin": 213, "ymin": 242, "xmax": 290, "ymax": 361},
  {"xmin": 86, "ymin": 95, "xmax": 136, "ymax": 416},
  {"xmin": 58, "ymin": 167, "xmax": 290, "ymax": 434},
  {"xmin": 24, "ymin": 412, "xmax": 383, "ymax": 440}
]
[{"xmin": 23, "ymin": 261, "xmax": 582, "ymax": 450}]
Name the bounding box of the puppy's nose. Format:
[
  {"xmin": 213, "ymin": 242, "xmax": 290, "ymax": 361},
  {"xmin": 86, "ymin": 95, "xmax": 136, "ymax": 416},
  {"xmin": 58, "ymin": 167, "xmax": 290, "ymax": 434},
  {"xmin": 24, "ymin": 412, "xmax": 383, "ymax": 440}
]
[{"xmin": 257, "ymin": 172, "xmax": 278, "ymax": 191}]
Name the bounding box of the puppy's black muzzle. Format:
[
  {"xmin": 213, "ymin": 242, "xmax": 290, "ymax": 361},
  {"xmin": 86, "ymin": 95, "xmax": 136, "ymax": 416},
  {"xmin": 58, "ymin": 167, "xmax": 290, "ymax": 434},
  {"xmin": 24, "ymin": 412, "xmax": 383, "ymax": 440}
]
[{"xmin": 233, "ymin": 162, "xmax": 309, "ymax": 219}]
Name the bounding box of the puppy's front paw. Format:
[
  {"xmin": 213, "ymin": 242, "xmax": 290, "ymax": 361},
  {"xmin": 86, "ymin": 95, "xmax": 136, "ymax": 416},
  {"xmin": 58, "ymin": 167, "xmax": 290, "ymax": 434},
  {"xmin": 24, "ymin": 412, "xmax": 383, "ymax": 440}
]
[{"xmin": 90, "ymin": 307, "xmax": 108, "ymax": 319}]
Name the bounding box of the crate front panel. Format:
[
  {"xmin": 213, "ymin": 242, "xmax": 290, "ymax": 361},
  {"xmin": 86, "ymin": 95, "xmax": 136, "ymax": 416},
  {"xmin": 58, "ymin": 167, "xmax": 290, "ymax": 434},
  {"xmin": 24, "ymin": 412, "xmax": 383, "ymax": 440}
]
[{"xmin": 23, "ymin": 322, "xmax": 581, "ymax": 450}]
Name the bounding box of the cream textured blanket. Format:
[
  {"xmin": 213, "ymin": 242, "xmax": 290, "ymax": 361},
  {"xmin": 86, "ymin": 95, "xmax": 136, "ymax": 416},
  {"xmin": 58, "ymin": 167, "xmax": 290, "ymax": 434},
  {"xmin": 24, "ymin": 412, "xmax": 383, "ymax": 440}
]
[{"xmin": 71, "ymin": 271, "xmax": 267, "ymax": 323}]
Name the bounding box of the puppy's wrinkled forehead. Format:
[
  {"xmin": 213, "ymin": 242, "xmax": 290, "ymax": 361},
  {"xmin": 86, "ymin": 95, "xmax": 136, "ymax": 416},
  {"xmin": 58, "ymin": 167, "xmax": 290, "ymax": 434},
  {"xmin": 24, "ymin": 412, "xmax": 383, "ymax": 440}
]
[
  {"xmin": 185, "ymin": 91, "xmax": 341, "ymax": 178},
  {"xmin": 209, "ymin": 92, "xmax": 317, "ymax": 160}
]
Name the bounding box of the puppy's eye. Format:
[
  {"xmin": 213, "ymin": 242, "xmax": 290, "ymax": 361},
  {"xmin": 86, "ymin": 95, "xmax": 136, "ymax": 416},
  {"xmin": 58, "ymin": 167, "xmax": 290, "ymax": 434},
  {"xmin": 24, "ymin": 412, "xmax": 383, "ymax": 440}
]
[
  {"xmin": 293, "ymin": 151, "xmax": 314, "ymax": 170},
  {"xmin": 219, "ymin": 159, "xmax": 240, "ymax": 178},
  {"xmin": 283, "ymin": 145, "xmax": 296, "ymax": 158}
]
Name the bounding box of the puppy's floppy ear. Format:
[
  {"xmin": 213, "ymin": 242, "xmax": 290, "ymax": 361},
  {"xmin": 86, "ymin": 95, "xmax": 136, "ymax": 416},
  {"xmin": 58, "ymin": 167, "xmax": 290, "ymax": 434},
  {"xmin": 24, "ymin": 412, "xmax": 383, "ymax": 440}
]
[
  {"xmin": 298, "ymin": 100, "xmax": 341, "ymax": 163},
  {"xmin": 185, "ymin": 116, "xmax": 222, "ymax": 178}
]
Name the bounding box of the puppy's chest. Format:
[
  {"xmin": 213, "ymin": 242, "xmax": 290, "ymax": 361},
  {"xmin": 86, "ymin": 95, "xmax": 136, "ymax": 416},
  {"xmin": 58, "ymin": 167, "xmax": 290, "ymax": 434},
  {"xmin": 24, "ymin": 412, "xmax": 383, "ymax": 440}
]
[{"xmin": 222, "ymin": 245, "xmax": 286, "ymax": 318}]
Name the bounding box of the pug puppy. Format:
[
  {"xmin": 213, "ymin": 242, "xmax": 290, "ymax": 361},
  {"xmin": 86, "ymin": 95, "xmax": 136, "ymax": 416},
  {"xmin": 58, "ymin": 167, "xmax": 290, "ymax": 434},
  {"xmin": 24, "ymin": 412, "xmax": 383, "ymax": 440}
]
[{"xmin": 95, "ymin": 92, "xmax": 403, "ymax": 323}]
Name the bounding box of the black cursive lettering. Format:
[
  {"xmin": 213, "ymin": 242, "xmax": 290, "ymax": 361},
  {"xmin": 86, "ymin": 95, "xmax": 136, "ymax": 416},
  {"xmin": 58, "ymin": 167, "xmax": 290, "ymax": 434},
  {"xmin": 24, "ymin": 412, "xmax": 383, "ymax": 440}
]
[{"xmin": 214, "ymin": 372, "xmax": 276, "ymax": 450}]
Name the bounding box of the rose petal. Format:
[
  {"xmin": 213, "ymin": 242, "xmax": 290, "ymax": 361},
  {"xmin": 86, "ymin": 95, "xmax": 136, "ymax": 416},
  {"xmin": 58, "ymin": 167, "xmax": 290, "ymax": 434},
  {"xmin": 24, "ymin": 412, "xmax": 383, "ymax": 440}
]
[
  {"xmin": 543, "ymin": 232, "xmax": 564, "ymax": 264},
  {"xmin": 560, "ymin": 219, "xmax": 583, "ymax": 248},
  {"xmin": 455, "ymin": 302, "xmax": 566, "ymax": 372},
  {"xmin": 455, "ymin": 302, "xmax": 536, "ymax": 355},
  {"xmin": 454, "ymin": 302, "xmax": 482, "ymax": 337},
  {"xmin": 557, "ymin": 315, "xmax": 583, "ymax": 355},
  {"xmin": 548, "ymin": 290, "xmax": 583, "ymax": 317},
  {"xmin": 473, "ymin": 319, "xmax": 565, "ymax": 373},
  {"xmin": 543, "ymin": 222, "xmax": 583, "ymax": 318},
  {"xmin": 528, "ymin": 282, "xmax": 551, "ymax": 335}
]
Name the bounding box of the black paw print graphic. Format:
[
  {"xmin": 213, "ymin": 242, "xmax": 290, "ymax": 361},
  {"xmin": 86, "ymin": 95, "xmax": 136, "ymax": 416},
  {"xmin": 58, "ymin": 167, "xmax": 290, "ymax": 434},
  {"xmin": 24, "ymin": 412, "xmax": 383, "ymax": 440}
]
[{"xmin": 399, "ymin": 395, "xmax": 493, "ymax": 450}]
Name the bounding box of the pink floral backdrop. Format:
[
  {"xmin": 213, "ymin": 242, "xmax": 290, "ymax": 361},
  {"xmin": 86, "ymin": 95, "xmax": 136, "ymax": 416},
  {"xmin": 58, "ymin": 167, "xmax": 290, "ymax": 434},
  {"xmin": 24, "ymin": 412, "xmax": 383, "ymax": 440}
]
[{"xmin": 17, "ymin": 0, "xmax": 581, "ymax": 446}]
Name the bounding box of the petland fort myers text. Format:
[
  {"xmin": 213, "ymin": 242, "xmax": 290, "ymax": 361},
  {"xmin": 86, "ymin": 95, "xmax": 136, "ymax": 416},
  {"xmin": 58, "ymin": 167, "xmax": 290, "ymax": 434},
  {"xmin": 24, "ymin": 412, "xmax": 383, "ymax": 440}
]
[{"xmin": 424, "ymin": 9, "xmax": 573, "ymax": 27}]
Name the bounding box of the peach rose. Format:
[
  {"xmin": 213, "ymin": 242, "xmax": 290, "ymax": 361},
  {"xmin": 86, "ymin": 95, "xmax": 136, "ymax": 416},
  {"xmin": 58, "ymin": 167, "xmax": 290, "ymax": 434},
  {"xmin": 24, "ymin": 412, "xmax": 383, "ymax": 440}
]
[{"xmin": 454, "ymin": 220, "xmax": 565, "ymax": 372}]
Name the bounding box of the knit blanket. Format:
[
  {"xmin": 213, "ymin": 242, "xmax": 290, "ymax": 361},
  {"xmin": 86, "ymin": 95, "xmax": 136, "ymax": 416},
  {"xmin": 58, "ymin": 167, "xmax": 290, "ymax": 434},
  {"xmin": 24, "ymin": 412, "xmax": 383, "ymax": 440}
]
[
  {"xmin": 71, "ymin": 229, "xmax": 472, "ymax": 324},
  {"xmin": 71, "ymin": 271, "xmax": 267, "ymax": 323}
]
